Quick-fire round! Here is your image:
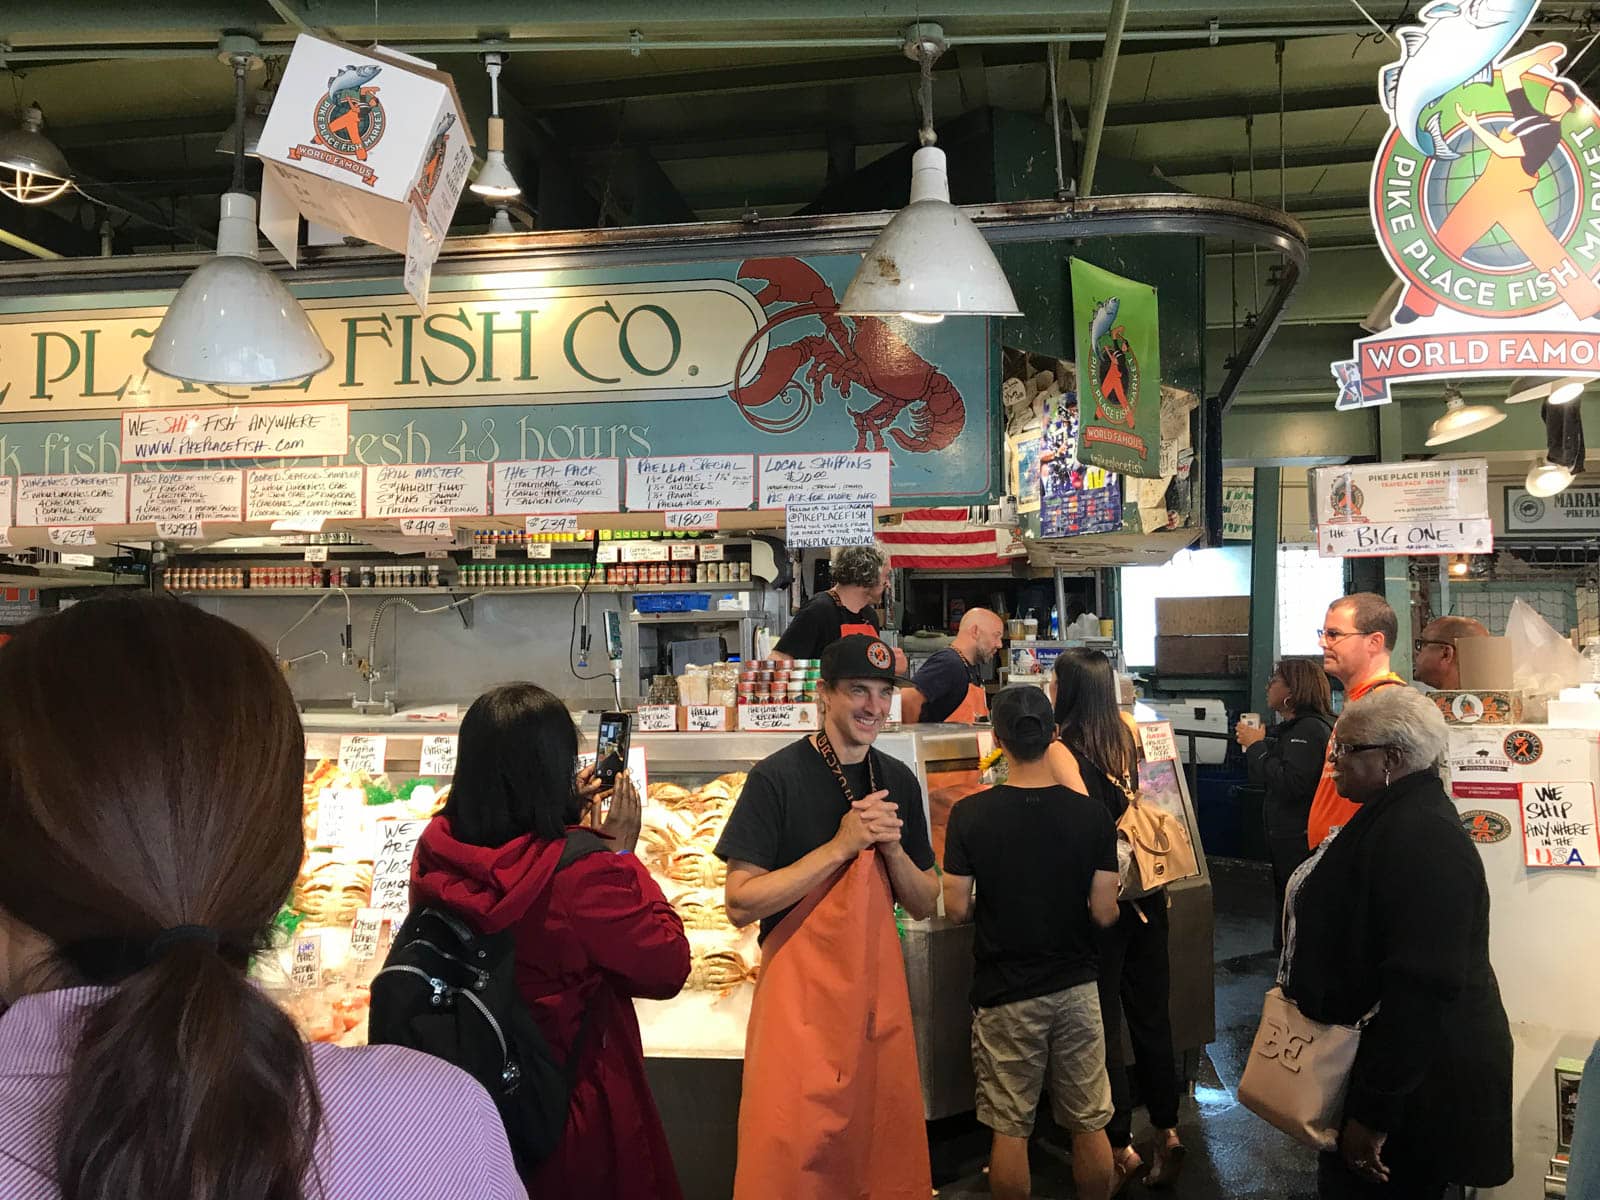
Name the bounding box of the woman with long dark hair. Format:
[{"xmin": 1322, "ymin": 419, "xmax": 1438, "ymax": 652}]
[
  {"xmin": 0, "ymin": 595, "xmax": 524, "ymax": 1200},
  {"xmin": 1236, "ymin": 658, "xmax": 1334, "ymax": 947},
  {"xmin": 1047, "ymin": 648, "xmax": 1185, "ymax": 1190},
  {"xmin": 411, "ymin": 683, "xmax": 691, "ymax": 1200}
]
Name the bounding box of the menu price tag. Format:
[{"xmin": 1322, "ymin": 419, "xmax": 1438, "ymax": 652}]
[
  {"xmin": 272, "ymin": 516, "xmax": 326, "ymax": 534},
  {"xmin": 0, "ymin": 477, "xmax": 11, "ymax": 526},
  {"xmin": 624, "ymin": 454, "xmax": 755, "ymax": 511},
  {"xmin": 737, "ymin": 703, "xmax": 819, "ymax": 732},
  {"xmin": 314, "ymin": 786, "xmax": 363, "ymax": 849},
  {"xmin": 419, "ymin": 734, "xmax": 458, "ymax": 776},
  {"xmin": 784, "ymin": 502, "xmax": 874, "ymax": 548},
  {"xmin": 18, "ymin": 473, "xmax": 128, "ymax": 527},
  {"xmin": 130, "ymin": 469, "xmax": 244, "ymax": 525},
  {"xmin": 291, "ymin": 933, "xmax": 322, "ymax": 991},
  {"xmin": 596, "ymin": 544, "xmax": 620, "ymax": 563},
  {"xmin": 400, "ymin": 518, "xmax": 454, "ymax": 538},
  {"xmin": 669, "ymin": 543, "xmax": 697, "ymax": 561},
  {"xmin": 121, "ymin": 402, "xmax": 348, "ymax": 464},
  {"xmin": 246, "ymin": 466, "xmax": 364, "ymax": 522},
  {"xmin": 338, "ymin": 734, "xmax": 386, "ymax": 774},
  {"xmin": 157, "ymin": 521, "xmax": 203, "ymax": 541},
  {"xmin": 1522, "ymin": 781, "xmax": 1599, "ymax": 869},
  {"xmin": 527, "ymin": 514, "xmax": 579, "ymax": 535},
  {"xmin": 1139, "ymin": 721, "xmax": 1179, "ymax": 764},
  {"xmin": 48, "ymin": 526, "xmax": 97, "ymax": 547},
  {"xmin": 370, "ymin": 819, "xmax": 429, "ymax": 916},
  {"xmin": 348, "ymin": 909, "xmax": 385, "ymax": 962},
  {"xmin": 473, "ymin": 545, "xmax": 497, "ymax": 560},
  {"xmin": 494, "ymin": 459, "xmax": 620, "ymax": 514},
  {"xmin": 527, "ymin": 543, "xmax": 553, "ymax": 560},
  {"xmin": 698, "ymin": 542, "xmax": 725, "ymax": 562},
  {"xmin": 59, "ymin": 552, "xmax": 94, "ymax": 567},
  {"xmin": 685, "ymin": 705, "xmax": 728, "ymax": 731},
  {"xmin": 759, "ymin": 451, "xmax": 891, "ymax": 509},
  {"xmin": 665, "ymin": 510, "xmax": 719, "ymax": 530},
  {"xmin": 366, "ymin": 463, "xmax": 489, "ymax": 520},
  {"xmin": 636, "ymin": 704, "xmax": 677, "ymax": 731},
  {"xmin": 621, "ymin": 541, "xmax": 669, "ymax": 563},
  {"xmin": 304, "ymin": 546, "xmax": 330, "ymax": 563}
]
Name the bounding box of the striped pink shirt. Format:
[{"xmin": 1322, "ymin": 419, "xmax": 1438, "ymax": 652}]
[{"xmin": 0, "ymin": 987, "xmax": 527, "ymax": 1200}]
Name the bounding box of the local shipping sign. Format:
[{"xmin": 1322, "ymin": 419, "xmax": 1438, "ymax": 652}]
[
  {"xmin": 1333, "ymin": 4, "xmax": 1600, "ymax": 408},
  {"xmin": 1070, "ymin": 258, "xmax": 1163, "ymax": 478},
  {"xmin": 0, "ymin": 254, "xmax": 998, "ymax": 508},
  {"xmin": 1312, "ymin": 459, "xmax": 1491, "ymax": 557}
]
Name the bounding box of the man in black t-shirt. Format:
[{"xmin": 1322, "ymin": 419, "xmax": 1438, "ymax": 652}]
[
  {"xmin": 773, "ymin": 544, "xmax": 907, "ymax": 673},
  {"xmin": 943, "ymin": 685, "xmax": 1120, "ymax": 1200},
  {"xmin": 902, "ymin": 607, "xmax": 1004, "ymax": 724}
]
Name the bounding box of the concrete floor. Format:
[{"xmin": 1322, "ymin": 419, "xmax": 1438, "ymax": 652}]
[{"xmin": 932, "ymin": 859, "xmax": 1320, "ymax": 1200}]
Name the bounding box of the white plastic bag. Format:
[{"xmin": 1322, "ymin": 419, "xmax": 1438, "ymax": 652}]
[{"xmin": 1506, "ymin": 598, "xmax": 1585, "ymax": 696}]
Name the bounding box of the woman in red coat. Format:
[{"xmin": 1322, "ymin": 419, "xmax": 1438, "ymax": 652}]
[{"xmin": 411, "ymin": 683, "xmax": 691, "ymax": 1200}]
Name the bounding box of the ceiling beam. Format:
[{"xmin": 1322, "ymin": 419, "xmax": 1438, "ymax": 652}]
[
  {"xmin": 1159, "ymin": 143, "xmax": 1376, "ymax": 179},
  {"xmin": 1102, "ymin": 83, "xmax": 1374, "ymax": 127},
  {"xmin": 261, "ymin": 0, "xmax": 329, "ymax": 36},
  {"xmin": 956, "ymin": 46, "xmax": 989, "ymax": 110}
]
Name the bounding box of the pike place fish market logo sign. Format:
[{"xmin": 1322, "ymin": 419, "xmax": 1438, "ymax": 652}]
[
  {"xmin": 295, "ymin": 63, "xmax": 387, "ymax": 185},
  {"xmin": 1460, "ymin": 809, "xmax": 1512, "ymax": 843},
  {"xmin": 1334, "ymin": 1, "xmax": 1600, "ymax": 409}
]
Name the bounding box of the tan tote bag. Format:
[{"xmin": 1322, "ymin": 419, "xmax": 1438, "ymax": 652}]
[{"xmin": 1238, "ymin": 986, "xmax": 1375, "ymax": 1152}]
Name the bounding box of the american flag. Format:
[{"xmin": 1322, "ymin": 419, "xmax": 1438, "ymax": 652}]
[{"xmin": 877, "ymin": 509, "xmax": 1018, "ymax": 570}]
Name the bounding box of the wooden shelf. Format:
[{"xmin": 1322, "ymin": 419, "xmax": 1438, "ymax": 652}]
[{"xmin": 171, "ymin": 582, "xmax": 761, "ymax": 598}]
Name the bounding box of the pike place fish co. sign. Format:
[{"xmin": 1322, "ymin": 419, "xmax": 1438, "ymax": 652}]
[{"xmin": 1334, "ymin": 1, "xmax": 1600, "ymax": 409}]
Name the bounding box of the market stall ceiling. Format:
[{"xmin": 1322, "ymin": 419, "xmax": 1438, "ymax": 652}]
[{"xmin": 0, "ymin": 2, "xmax": 1583, "ymax": 410}]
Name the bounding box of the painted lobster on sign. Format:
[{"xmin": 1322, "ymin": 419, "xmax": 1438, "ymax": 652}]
[{"xmin": 729, "ymin": 257, "xmax": 965, "ymax": 452}]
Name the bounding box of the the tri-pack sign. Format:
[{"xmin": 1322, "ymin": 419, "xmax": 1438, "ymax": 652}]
[{"xmin": 1334, "ymin": 1, "xmax": 1600, "ymax": 408}]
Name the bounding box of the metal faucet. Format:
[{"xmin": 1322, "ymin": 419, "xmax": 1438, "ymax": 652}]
[{"xmin": 349, "ymin": 658, "xmax": 396, "ymax": 714}]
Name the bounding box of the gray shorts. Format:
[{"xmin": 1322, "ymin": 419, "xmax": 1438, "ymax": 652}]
[{"xmin": 971, "ymin": 982, "xmax": 1113, "ymax": 1138}]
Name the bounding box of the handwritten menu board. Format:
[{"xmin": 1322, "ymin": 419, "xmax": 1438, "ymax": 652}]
[
  {"xmin": 129, "ymin": 469, "xmax": 244, "ymax": 525},
  {"xmin": 348, "ymin": 909, "xmax": 385, "ymax": 962},
  {"xmin": 370, "ymin": 819, "xmax": 429, "ymax": 916},
  {"xmin": 291, "ymin": 932, "xmax": 322, "ymax": 991},
  {"xmin": 1139, "ymin": 722, "xmax": 1179, "ymax": 764},
  {"xmin": 246, "ymin": 466, "xmax": 364, "ymax": 521},
  {"xmin": 367, "ymin": 463, "xmax": 489, "ymax": 519},
  {"xmin": 624, "ymin": 454, "xmax": 755, "ymax": 511},
  {"xmin": 0, "ymin": 476, "xmax": 11, "ymax": 526},
  {"xmin": 636, "ymin": 705, "xmax": 676, "ymax": 731},
  {"xmin": 1521, "ymin": 781, "xmax": 1599, "ymax": 869},
  {"xmin": 759, "ymin": 451, "xmax": 891, "ymax": 508},
  {"xmin": 494, "ymin": 459, "xmax": 620, "ymax": 513},
  {"xmin": 337, "ymin": 734, "xmax": 387, "ymax": 774},
  {"xmin": 784, "ymin": 502, "xmax": 874, "ymax": 548},
  {"xmin": 121, "ymin": 402, "xmax": 348, "ymax": 464},
  {"xmin": 17, "ymin": 473, "xmax": 128, "ymax": 527},
  {"xmin": 419, "ymin": 735, "xmax": 458, "ymax": 776}
]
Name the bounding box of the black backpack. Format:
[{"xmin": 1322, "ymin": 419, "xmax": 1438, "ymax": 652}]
[{"xmin": 368, "ymin": 828, "xmax": 606, "ymax": 1171}]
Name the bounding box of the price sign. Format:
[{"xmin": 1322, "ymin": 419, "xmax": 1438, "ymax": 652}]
[
  {"xmin": 348, "ymin": 909, "xmax": 385, "ymax": 962},
  {"xmin": 400, "ymin": 518, "xmax": 454, "ymax": 538},
  {"xmin": 759, "ymin": 451, "xmax": 891, "ymax": 508},
  {"xmin": 624, "ymin": 454, "xmax": 755, "ymax": 511},
  {"xmin": 596, "ymin": 544, "xmax": 620, "ymax": 563},
  {"xmin": 620, "ymin": 541, "xmax": 669, "ymax": 563},
  {"xmin": 246, "ymin": 466, "xmax": 364, "ymax": 522},
  {"xmin": 370, "ymin": 819, "xmax": 429, "ymax": 916},
  {"xmin": 419, "ymin": 734, "xmax": 458, "ymax": 776},
  {"xmin": 698, "ymin": 542, "xmax": 726, "ymax": 562},
  {"xmin": 0, "ymin": 477, "xmax": 11, "ymax": 526},
  {"xmin": 157, "ymin": 521, "xmax": 203, "ymax": 541},
  {"xmin": 18, "ymin": 473, "xmax": 128, "ymax": 527},
  {"xmin": 304, "ymin": 546, "xmax": 330, "ymax": 563},
  {"xmin": 366, "ymin": 463, "xmax": 489, "ymax": 520},
  {"xmin": 669, "ymin": 543, "xmax": 698, "ymax": 561},
  {"xmin": 272, "ymin": 516, "xmax": 326, "ymax": 534},
  {"xmin": 785, "ymin": 502, "xmax": 875, "ymax": 548},
  {"xmin": 1139, "ymin": 721, "xmax": 1178, "ymax": 764},
  {"xmin": 494, "ymin": 459, "xmax": 620, "ymax": 514},
  {"xmin": 291, "ymin": 933, "xmax": 322, "ymax": 991},
  {"xmin": 314, "ymin": 786, "xmax": 363, "ymax": 849},
  {"xmin": 526, "ymin": 514, "xmax": 579, "ymax": 535},
  {"xmin": 526, "ymin": 543, "xmax": 553, "ymax": 560},
  {"xmin": 473, "ymin": 544, "xmax": 497, "ymax": 560},
  {"xmin": 59, "ymin": 552, "xmax": 94, "ymax": 567},
  {"xmin": 665, "ymin": 510, "xmax": 719, "ymax": 531},
  {"xmin": 685, "ymin": 705, "xmax": 728, "ymax": 731},
  {"xmin": 737, "ymin": 703, "xmax": 819, "ymax": 732},
  {"xmin": 338, "ymin": 734, "xmax": 386, "ymax": 774},
  {"xmin": 47, "ymin": 526, "xmax": 97, "ymax": 547},
  {"xmin": 425, "ymin": 549, "xmax": 451, "ymax": 559},
  {"xmin": 130, "ymin": 469, "xmax": 243, "ymax": 525},
  {"xmin": 636, "ymin": 705, "xmax": 677, "ymax": 731}
]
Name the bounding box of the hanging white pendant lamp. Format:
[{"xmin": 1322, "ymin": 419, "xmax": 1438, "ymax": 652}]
[
  {"xmin": 838, "ymin": 25, "xmax": 1019, "ymax": 320},
  {"xmin": 145, "ymin": 45, "xmax": 331, "ymax": 386},
  {"xmin": 1425, "ymin": 384, "xmax": 1506, "ymax": 446},
  {"xmin": 1525, "ymin": 457, "xmax": 1576, "ymax": 497},
  {"xmin": 1506, "ymin": 375, "xmax": 1588, "ymax": 405},
  {"xmin": 0, "ymin": 104, "xmax": 74, "ymax": 205},
  {"xmin": 470, "ymin": 53, "xmax": 522, "ymax": 199}
]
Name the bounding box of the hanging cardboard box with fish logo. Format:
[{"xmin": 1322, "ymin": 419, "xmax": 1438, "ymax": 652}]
[{"xmin": 257, "ymin": 35, "xmax": 475, "ymax": 311}]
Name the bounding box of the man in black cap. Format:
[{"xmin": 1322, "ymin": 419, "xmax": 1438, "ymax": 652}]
[
  {"xmin": 715, "ymin": 634, "xmax": 939, "ymax": 1197},
  {"xmin": 943, "ymin": 685, "xmax": 1121, "ymax": 1200}
]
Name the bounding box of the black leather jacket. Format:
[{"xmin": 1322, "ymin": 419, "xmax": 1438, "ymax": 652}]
[{"xmin": 1244, "ymin": 709, "xmax": 1332, "ymax": 840}]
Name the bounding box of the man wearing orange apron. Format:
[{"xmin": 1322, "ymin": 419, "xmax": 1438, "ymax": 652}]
[
  {"xmin": 901, "ymin": 607, "xmax": 1003, "ymax": 726},
  {"xmin": 715, "ymin": 634, "xmax": 940, "ymax": 1199}
]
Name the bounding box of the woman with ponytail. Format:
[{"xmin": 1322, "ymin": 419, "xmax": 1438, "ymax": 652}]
[{"xmin": 0, "ymin": 595, "xmax": 526, "ymax": 1200}]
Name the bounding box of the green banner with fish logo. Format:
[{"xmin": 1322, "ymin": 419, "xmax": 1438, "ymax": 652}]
[{"xmin": 1070, "ymin": 258, "xmax": 1163, "ymax": 478}]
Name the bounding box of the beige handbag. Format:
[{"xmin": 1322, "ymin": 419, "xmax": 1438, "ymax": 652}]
[
  {"xmin": 1238, "ymin": 986, "xmax": 1374, "ymax": 1152},
  {"xmin": 1114, "ymin": 789, "xmax": 1200, "ymax": 898}
]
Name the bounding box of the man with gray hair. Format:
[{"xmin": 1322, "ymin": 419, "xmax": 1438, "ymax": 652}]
[{"xmin": 774, "ymin": 543, "xmax": 892, "ymax": 663}]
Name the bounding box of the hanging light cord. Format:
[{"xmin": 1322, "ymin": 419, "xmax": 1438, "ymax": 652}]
[
  {"xmin": 1047, "ymin": 43, "xmax": 1067, "ymax": 199},
  {"xmin": 916, "ymin": 42, "xmax": 938, "ymax": 147},
  {"xmin": 229, "ymin": 54, "xmax": 248, "ymax": 193}
]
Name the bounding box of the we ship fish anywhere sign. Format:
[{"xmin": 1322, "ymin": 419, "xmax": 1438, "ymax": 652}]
[{"xmin": 1334, "ymin": 2, "xmax": 1600, "ymax": 408}]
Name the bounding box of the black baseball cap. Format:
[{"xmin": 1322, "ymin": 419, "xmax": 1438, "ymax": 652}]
[
  {"xmin": 820, "ymin": 634, "xmax": 914, "ymax": 687},
  {"xmin": 991, "ymin": 685, "xmax": 1057, "ymax": 748}
]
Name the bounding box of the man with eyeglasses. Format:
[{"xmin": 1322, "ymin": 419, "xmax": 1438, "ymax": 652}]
[
  {"xmin": 1412, "ymin": 616, "xmax": 1489, "ymax": 692},
  {"xmin": 1307, "ymin": 593, "xmax": 1406, "ymax": 850}
]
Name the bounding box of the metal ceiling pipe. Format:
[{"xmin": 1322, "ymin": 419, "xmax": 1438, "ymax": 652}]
[
  {"xmin": 0, "ymin": 226, "xmax": 61, "ymax": 260},
  {"xmin": 1077, "ymin": 0, "xmax": 1131, "ymax": 199}
]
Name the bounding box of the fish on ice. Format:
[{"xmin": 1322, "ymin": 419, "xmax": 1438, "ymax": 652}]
[{"xmin": 1379, "ymin": 0, "xmax": 1539, "ymax": 160}]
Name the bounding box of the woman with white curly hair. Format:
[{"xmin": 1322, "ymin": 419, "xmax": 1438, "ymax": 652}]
[{"xmin": 1279, "ymin": 685, "xmax": 1512, "ymax": 1200}]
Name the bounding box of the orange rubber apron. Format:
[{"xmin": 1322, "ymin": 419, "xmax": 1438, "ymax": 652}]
[{"xmin": 733, "ymin": 850, "xmax": 932, "ymax": 1200}]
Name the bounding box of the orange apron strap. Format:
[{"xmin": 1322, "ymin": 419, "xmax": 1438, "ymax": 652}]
[{"xmin": 734, "ymin": 852, "xmax": 932, "ymax": 1200}]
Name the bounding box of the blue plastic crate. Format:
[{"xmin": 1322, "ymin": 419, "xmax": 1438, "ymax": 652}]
[{"xmin": 634, "ymin": 592, "xmax": 711, "ymax": 613}]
